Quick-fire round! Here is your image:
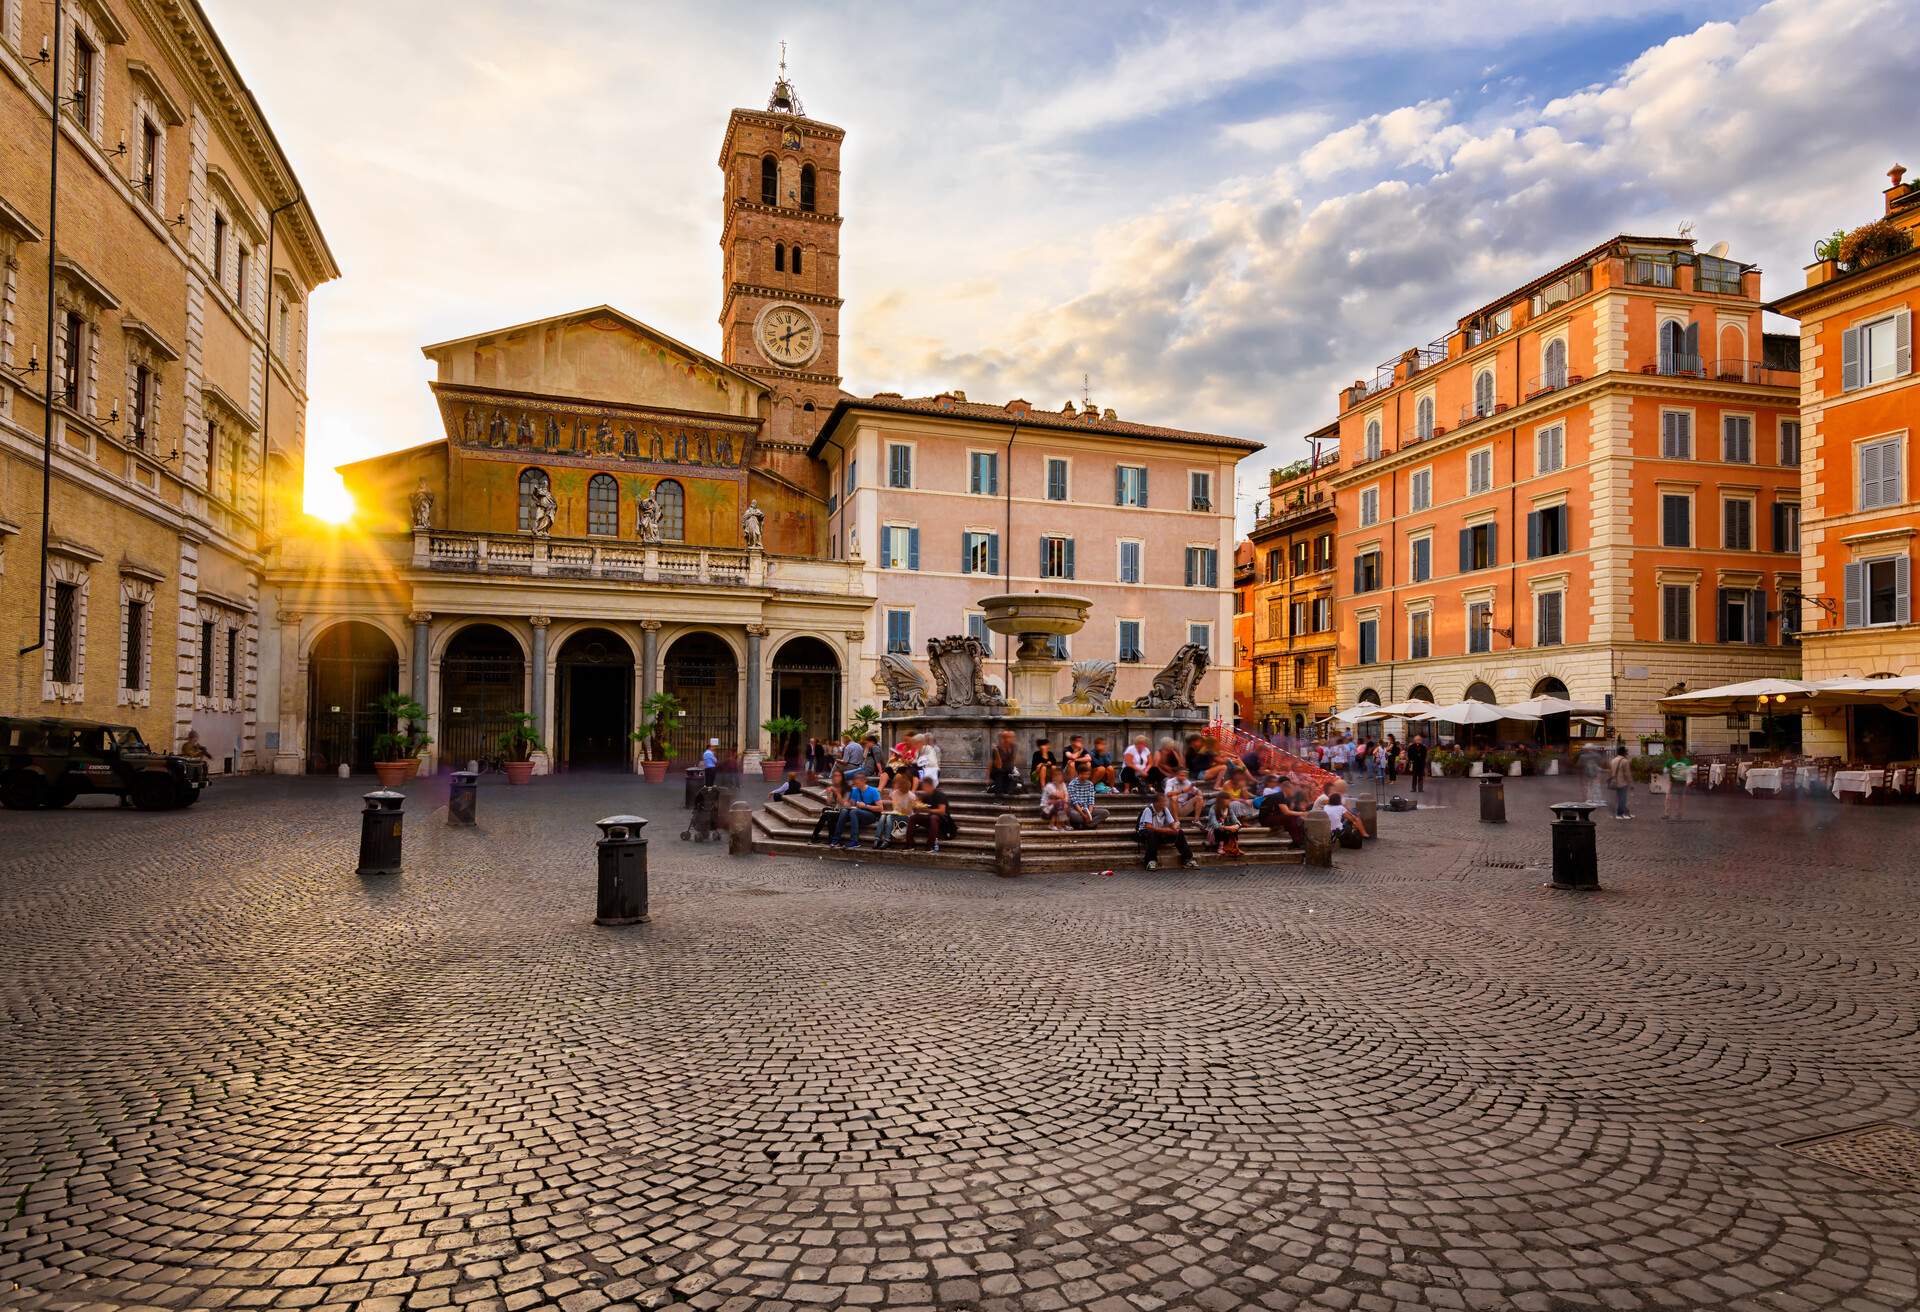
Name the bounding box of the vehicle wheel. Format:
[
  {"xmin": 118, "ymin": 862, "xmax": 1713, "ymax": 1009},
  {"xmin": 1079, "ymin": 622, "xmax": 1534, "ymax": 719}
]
[
  {"xmin": 131, "ymin": 775, "xmax": 175, "ymax": 811},
  {"xmin": 45, "ymin": 781, "xmax": 80, "ymax": 809},
  {"xmin": 1, "ymin": 772, "xmax": 46, "ymax": 811}
]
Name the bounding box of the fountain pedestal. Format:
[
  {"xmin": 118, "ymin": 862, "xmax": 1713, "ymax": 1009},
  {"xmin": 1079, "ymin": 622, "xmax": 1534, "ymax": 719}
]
[{"xmin": 1006, "ymin": 632, "xmax": 1065, "ymax": 712}]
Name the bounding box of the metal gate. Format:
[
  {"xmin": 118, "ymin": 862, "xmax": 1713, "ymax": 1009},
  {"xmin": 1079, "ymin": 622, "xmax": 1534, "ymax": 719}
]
[
  {"xmin": 306, "ymin": 624, "xmax": 398, "ymax": 773},
  {"xmin": 440, "ymin": 627, "xmax": 525, "ymax": 770},
  {"xmin": 664, "ymin": 635, "xmax": 737, "ymax": 766}
]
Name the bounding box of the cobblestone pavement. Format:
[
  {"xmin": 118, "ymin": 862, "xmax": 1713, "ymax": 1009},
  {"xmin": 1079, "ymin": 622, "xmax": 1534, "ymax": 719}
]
[{"xmin": 2, "ymin": 772, "xmax": 1917, "ymax": 1312}]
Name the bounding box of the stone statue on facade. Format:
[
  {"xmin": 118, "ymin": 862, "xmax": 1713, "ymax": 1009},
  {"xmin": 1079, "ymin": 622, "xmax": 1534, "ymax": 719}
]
[
  {"xmin": 1067, "ymin": 660, "xmax": 1118, "ymax": 712},
  {"xmin": 1134, "ymin": 642, "xmax": 1209, "ymax": 710},
  {"xmin": 878, "ymin": 653, "xmax": 928, "ymax": 710},
  {"xmin": 741, "ymin": 499, "xmax": 765, "ymax": 549},
  {"xmin": 408, "ymin": 478, "xmax": 434, "ymax": 530},
  {"xmin": 636, "ymin": 493, "xmax": 663, "ymax": 544},
  {"xmin": 925, "ymin": 635, "xmax": 1006, "ymax": 709},
  {"xmin": 529, "ymin": 482, "xmax": 558, "ymax": 538}
]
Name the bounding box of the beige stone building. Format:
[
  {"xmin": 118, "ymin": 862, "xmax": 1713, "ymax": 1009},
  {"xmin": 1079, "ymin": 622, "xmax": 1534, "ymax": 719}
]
[{"xmin": 0, "ymin": 0, "xmax": 335, "ymax": 770}]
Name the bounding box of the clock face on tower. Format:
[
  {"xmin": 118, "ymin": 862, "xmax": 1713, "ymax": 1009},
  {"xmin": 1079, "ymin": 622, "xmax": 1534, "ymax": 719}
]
[{"xmin": 755, "ymin": 303, "xmax": 820, "ymax": 368}]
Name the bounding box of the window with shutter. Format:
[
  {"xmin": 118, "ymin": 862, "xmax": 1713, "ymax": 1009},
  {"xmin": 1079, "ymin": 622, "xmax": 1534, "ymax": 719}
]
[
  {"xmin": 1779, "ymin": 421, "xmax": 1801, "ymax": 466},
  {"xmin": 1661, "ymin": 411, "xmax": 1692, "ymax": 458},
  {"xmin": 1748, "ymin": 589, "xmax": 1767, "ymax": 645},
  {"xmin": 1046, "ymin": 458, "xmax": 1068, "ymax": 501},
  {"xmin": 1064, "ymin": 538, "xmax": 1076, "ymax": 579},
  {"xmin": 887, "ymin": 444, "xmax": 912, "ymax": 487},
  {"xmin": 1527, "ymin": 510, "xmax": 1541, "ymax": 559},
  {"xmin": 1859, "ymin": 438, "xmax": 1903, "ymax": 510},
  {"xmin": 1723, "ymin": 498, "xmax": 1753, "ymax": 551},
  {"xmin": 1722, "ymin": 416, "xmax": 1752, "ymax": 463},
  {"xmin": 1661, "ymin": 494, "xmax": 1690, "ymax": 547},
  {"xmin": 1537, "ymin": 591, "xmax": 1564, "ymax": 646},
  {"xmin": 1410, "ymin": 468, "xmax": 1431, "ymax": 511},
  {"xmin": 1662, "ymin": 584, "xmax": 1691, "ymax": 642},
  {"xmin": 1410, "ymin": 536, "xmax": 1430, "ymax": 582},
  {"xmin": 1841, "ymin": 326, "xmax": 1862, "ymax": 391},
  {"xmin": 1843, "ymin": 560, "xmax": 1866, "ymax": 628}
]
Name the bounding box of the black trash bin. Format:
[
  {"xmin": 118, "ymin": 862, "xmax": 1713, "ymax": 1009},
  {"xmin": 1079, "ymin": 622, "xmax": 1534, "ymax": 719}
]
[
  {"xmin": 684, "ymin": 767, "xmax": 704, "ymax": 809},
  {"xmin": 356, "ymin": 789, "xmax": 405, "ymax": 875},
  {"xmin": 594, "ymin": 815, "xmax": 650, "ymax": 925},
  {"xmin": 1549, "ymin": 802, "xmax": 1600, "ymax": 889},
  {"xmin": 1479, "ymin": 776, "xmax": 1507, "ymax": 824},
  {"xmin": 447, "ymin": 770, "xmax": 478, "ymax": 826}
]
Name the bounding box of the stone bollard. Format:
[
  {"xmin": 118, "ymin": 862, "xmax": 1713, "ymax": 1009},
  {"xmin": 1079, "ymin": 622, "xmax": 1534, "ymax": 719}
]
[
  {"xmin": 356, "ymin": 789, "xmax": 405, "ymax": 876},
  {"xmin": 594, "ymin": 815, "xmax": 650, "ymax": 925},
  {"xmin": 1479, "ymin": 776, "xmax": 1507, "ymax": 824},
  {"xmin": 1353, "ymin": 794, "xmax": 1379, "ymax": 841},
  {"xmin": 1301, "ymin": 811, "xmax": 1333, "ymax": 868},
  {"xmin": 1548, "ymin": 802, "xmax": 1600, "ymax": 890},
  {"xmin": 728, "ymin": 801, "xmax": 754, "ymax": 856},
  {"xmin": 447, "ymin": 770, "xmax": 479, "ymax": 826},
  {"xmin": 993, "ymin": 812, "xmax": 1021, "ymax": 878}
]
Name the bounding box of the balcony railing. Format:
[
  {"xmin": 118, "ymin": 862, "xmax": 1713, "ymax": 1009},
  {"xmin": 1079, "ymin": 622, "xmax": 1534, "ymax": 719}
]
[
  {"xmin": 1523, "ymin": 369, "xmax": 1583, "ymax": 400},
  {"xmin": 1642, "ymin": 355, "xmax": 1797, "ymax": 386},
  {"xmin": 413, "ymin": 530, "xmax": 862, "ymax": 594}
]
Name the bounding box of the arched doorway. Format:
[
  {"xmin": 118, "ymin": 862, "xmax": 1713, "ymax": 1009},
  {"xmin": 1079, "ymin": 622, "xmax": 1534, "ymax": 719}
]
[
  {"xmin": 664, "ymin": 632, "xmax": 738, "ymax": 766},
  {"xmin": 1465, "ymin": 681, "xmax": 1497, "ymax": 703},
  {"xmin": 1409, "ymin": 684, "xmax": 1436, "ymax": 703},
  {"xmin": 771, "ymin": 636, "xmax": 840, "ymax": 766},
  {"xmin": 1356, "ymin": 689, "xmax": 1383, "ymax": 741},
  {"xmin": 441, "ymin": 624, "xmax": 525, "ymax": 769},
  {"xmin": 307, "ymin": 622, "xmax": 398, "ymax": 773},
  {"xmin": 557, "ymin": 628, "xmax": 634, "ymax": 770},
  {"xmin": 1531, "ymin": 676, "xmax": 1572, "ymax": 745}
]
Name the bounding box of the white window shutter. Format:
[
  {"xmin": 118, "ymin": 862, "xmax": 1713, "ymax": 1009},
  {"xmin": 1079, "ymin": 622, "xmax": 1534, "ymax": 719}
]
[
  {"xmin": 1897, "ymin": 554, "xmax": 1912, "ymax": 626},
  {"xmin": 1841, "ymin": 326, "xmax": 1861, "ymax": 391},
  {"xmin": 1897, "ymin": 309, "xmax": 1912, "ymax": 378},
  {"xmin": 1890, "ymin": 440, "xmax": 1905, "ymax": 505},
  {"xmin": 1843, "ymin": 560, "xmax": 1865, "ymax": 628}
]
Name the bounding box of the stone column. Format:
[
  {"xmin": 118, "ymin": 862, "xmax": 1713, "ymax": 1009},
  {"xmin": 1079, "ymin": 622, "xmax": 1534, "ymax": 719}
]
[
  {"xmin": 743, "ymin": 624, "xmax": 766, "ymax": 772},
  {"xmin": 408, "ymin": 611, "xmax": 431, "ymax": 701},
  {"xmin": 408, "ymin": 610, "xmax": 433, "ymax": 772},
  {"xmin": 641, "ymin": 620, "xmax": 660, "ymax": 704},
  {"xmin": 529, "ymin": 616, "xmax": 551, "ymax": 774},
  {"xmin": 273, "ymin": 609, "xmax": 303, "ymax": 775}
]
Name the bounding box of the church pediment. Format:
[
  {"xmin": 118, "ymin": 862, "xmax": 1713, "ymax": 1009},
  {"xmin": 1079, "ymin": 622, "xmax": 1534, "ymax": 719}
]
[{"xmin": 421, "ymin": 305, "xmax": 766, "ymax": 419}]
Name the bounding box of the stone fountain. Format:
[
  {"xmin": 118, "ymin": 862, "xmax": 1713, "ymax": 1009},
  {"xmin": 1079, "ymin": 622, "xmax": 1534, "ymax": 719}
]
[{"xmin": 876, "ymin": 592, "xmax": 1212, "ymax": 782}]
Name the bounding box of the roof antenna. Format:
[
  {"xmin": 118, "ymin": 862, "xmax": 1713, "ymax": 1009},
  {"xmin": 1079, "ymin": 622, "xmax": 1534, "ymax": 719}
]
[
  {"xmin": 1677, "ymin": 218, "xmax": 1695, "ymax": 240},
  {"xmin": 1081, "ymin": 372, "xmax": 1091, "ymax": 410}
]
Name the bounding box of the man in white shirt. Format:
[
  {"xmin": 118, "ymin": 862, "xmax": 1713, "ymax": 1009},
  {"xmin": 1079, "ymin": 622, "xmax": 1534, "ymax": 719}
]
[
  {"xmin": 1135, "ymin": 798, "xmax": 1196, "ymax": 870},
  {"xmin": 1163, "ymin": 768, "xmax": 1203, "ymax": 821}
]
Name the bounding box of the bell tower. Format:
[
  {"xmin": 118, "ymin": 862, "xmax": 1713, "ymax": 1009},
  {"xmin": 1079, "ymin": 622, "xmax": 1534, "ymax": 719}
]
[{"xmin": 718, "ymin": 59, "xmax": 844, "ymax": 450}]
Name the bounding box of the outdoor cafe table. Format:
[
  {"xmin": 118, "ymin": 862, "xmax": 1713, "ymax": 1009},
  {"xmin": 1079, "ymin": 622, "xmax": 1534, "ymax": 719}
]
[
  {"xmin": 1833, "ymin": 769, "xmax": 1879, "ymax": 800},
  {"xmin": 1744, "ymin": 767, "xmax": 1783, "ymax": 795}
]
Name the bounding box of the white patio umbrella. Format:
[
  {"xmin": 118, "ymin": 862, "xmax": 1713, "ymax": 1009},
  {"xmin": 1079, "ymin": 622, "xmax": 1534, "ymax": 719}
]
[
  {"xmin": 1377, "ymin": 698, "xmax": 1441, "ymax": 717},
  {"xmin": 1415, "ymin": 701, "xmax": 1540, "ymax": 725},
  {"xmin": 1809, "ymin": 675, "xmax": 1920, "ymax": 710},
  {"xmin": 1332, "ymin": 704, "xmax": 1388, "ymax": 724},
  {"xmin": 1658, "ymin": 678, "xmax": 1819, "ymax": 715}
]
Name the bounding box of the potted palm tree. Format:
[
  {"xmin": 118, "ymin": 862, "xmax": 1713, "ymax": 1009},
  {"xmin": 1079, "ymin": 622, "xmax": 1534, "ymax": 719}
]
[
  {"xmin": 498, "ymin": 712, "xmax": 541, "ymax": 785},
  {"xmin": 633, "ymin": 691, "xmax": 683, "ymax": 784},
  {"xmin": 372, "ymin": 692, "xmax": 430, "ymax": 787},
  {"xmin": 761, "ymin": 715, "xmax": 806, "ymax": 781},
  {"xmin": 845, "ymin": 703, "xmax": 880, "ymax": 745}
]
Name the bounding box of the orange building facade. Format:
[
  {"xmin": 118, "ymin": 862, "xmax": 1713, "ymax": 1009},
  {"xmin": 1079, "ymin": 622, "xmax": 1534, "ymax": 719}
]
[
  {"xmin": 1232, "ymin": 539, "xmax": 1254, "ymax": 726},
  {"xmin": 1246, "ymin": 438, "xmax": 1340, "ymax": 736},
  {"xmin": 1329, "ymin": 236, "xmax": 1802, "ymax": 748},
  {"xmin": 1770, "ymin": 165, "xmax": 1920, "ymax": 763}
]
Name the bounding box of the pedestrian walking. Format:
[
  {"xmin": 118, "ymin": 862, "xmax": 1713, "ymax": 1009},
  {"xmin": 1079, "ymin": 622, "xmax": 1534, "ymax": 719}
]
[
  {"xmin": 1608, "ymin": 745, "xmax": 1634, "ymax": 819},
  {"xmin": 1407, "ymin": 734, "xmax": 1427, "ymax": 794}
]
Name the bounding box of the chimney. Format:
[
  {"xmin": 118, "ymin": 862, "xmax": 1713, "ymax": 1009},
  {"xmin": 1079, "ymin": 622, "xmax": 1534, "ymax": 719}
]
[{"xmin": 1887, "ymin": 163, "xmax": 1911, "ymax": 214}]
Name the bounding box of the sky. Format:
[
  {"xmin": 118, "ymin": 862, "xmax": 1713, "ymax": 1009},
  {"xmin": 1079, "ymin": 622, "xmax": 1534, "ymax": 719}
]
[{"xmin": 203, "ymin": 0, "xmax": 1920, "ymax": 526}]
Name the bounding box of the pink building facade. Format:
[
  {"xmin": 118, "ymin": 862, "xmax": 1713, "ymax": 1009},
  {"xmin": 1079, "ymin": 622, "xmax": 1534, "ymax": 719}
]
[{"xmin": 812, "ymin": 393, "xmax": 1260, "ymax": 722}]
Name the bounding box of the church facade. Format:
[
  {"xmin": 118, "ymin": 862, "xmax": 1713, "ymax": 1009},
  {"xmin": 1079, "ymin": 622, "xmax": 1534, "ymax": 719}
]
[
  {"xmin": 264, "ymin": 76, "xmax": 864, "ymax": 775},
  {"xmin": 264, "ymin": 70, "xmax": 1259, "ymax": 774}
]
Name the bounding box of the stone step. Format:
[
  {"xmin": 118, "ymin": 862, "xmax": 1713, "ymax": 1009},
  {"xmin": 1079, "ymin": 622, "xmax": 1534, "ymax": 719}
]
[
  {"xmin": 749, "ymin": 833, "xmax": 1306, "ymax": 872},
  {"xmin": 756, "ymin": 798, "xmax": 1298, "ymax": 850}
]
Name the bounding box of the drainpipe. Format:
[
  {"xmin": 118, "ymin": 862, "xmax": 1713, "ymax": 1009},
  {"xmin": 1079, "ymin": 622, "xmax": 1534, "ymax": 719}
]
[{"xmin": 22, "ymin": 0, "xmax": 64, "ymax": 658}]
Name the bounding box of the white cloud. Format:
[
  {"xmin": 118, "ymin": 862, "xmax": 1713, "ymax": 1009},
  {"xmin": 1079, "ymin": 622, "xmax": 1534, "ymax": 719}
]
[{"xmin": 1219, "ymin": 110, "xmax": 1333, "ymax": 153}]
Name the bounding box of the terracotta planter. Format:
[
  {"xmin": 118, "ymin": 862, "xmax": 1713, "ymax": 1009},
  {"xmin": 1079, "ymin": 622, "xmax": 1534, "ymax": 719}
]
[
  {"xmin": 503, "ymin": 760, "xmax": 535, "ymax": 785},
  {"xmin": 373, "ymin": 759, "xmax": 417, "ymax": 788},
  {"xmin": 763, "ymin": 761, "xmax": 788, "ymax": 783},
  {"xmin": 641, "ymin": 759, "xmax": 669, "ymax": 784}
]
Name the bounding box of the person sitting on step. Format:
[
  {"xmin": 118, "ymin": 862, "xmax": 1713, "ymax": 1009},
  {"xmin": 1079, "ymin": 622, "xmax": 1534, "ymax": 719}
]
[
  {"xmin": 1135, "ymin": 795, "xmax": 1196, "ymax": 871},
  {"xmin": 1065, "ymin": 760, "xmax": 1108, "ymax": 829},
  {"xmin": 1088, "ymin": 737, "xmax": 1117, "ymax": 790},
  {"xmin": 810, "ymin": 769, "xmax": 850, "ymax": 843},
  {"xmin": 872, "ymin": 771, "xmax": 918, "ymax": 849},
  {"xmin": 1203, "ymin": 794, "xmax": 1246, "ymax": 857},
  {"xmin": 988, "ymin": 729, "xmax": 1023, "ymax": 797},
  {"xmin": 899, "ymin": 774, "xmax": 953, "ymax": 852},
  {"xmin": 1030, "ymin": 738, "xmax": 1060, "ymax": 787},
  {"xmin": 1163, "ymin": 766, "xmax": 1205, "ymax": 822},
  {"xmin": 1039, "ymin": 765, "xmax": 1071, "ymax": 830}
]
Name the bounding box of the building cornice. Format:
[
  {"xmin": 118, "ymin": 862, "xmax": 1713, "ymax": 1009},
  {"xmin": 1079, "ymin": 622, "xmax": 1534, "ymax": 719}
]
[
  {"xmin": 1331, "ymin": 369, "xmax": 1796, "ymax": 487},
  {"xmin": 718, "ymin": 109, "xmax": 845, "ymax": 166},
  {"xmin": 136, "ymin": 0, "xmax": 339, "ymax": 285},
  {"xmin": 1769, "ymin": 249, "xmax": 1920, "ymax": 317}
]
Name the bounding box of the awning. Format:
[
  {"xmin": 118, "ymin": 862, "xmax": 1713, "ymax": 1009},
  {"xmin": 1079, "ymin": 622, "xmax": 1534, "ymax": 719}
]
[
  {"xmin": 1658, "ymin": 678, "xmax": 1822, "ymax": 715},
  {"xmin": 1504, "ymin": 695, "xmax": 1608, "ymax": 717}
]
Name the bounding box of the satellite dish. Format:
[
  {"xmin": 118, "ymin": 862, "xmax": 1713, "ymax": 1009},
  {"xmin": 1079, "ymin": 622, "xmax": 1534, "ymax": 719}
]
[{"xmin": 1707, "ymin": 241, "xmax": 1730, "ymax": 258}]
